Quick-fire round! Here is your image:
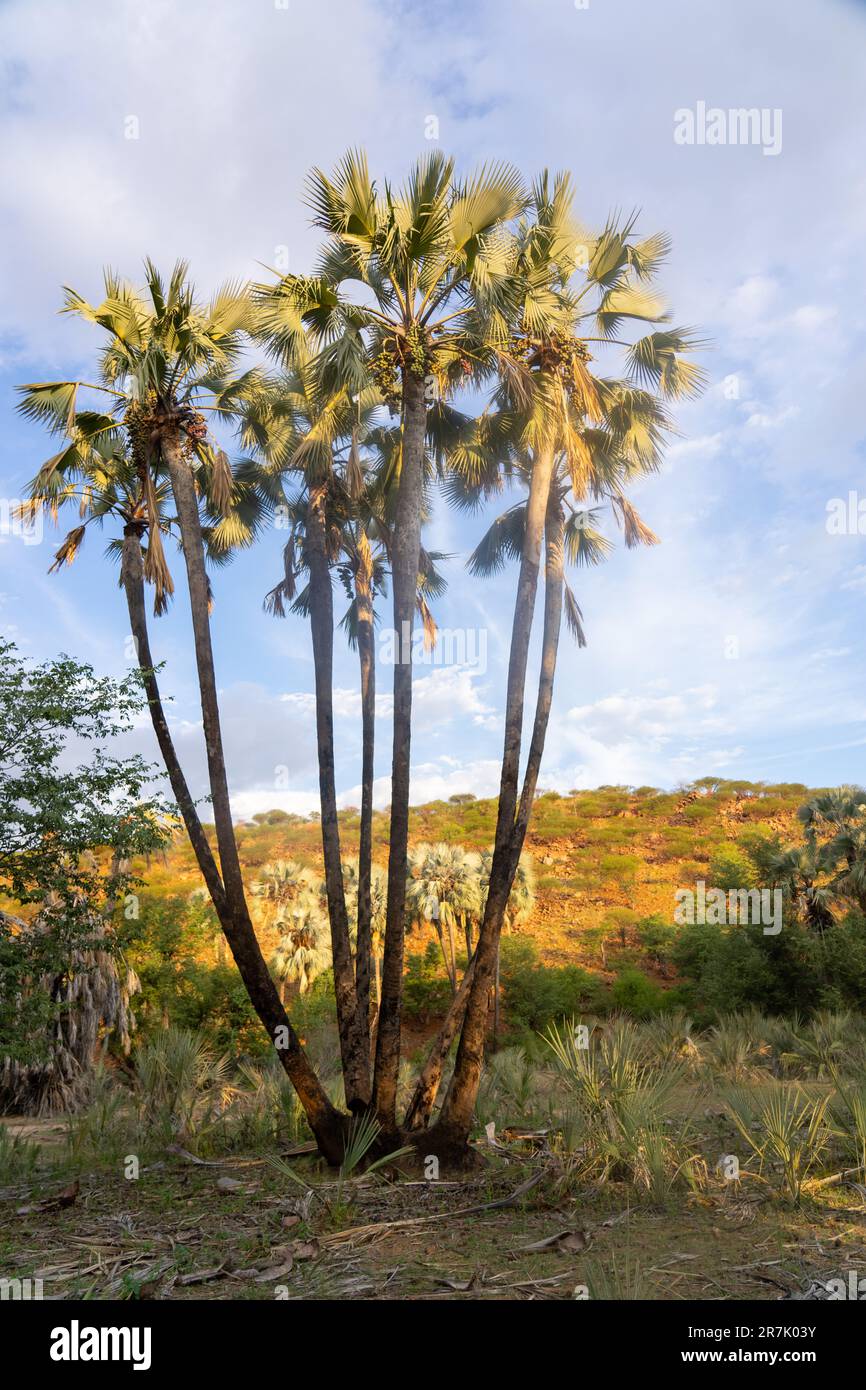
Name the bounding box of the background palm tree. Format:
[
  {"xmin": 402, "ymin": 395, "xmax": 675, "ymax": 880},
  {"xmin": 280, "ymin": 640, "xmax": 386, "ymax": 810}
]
[
  {"xmin": 251, "ymin": 858, "xmax": 321, "ymax": 909},
  {"xmin": 406, "ymin": 843, "xmax": 483, "ymax": 992},
  {"xmin": 271, "ymin": 890, "xmax": 332, "ymax": 1002},
  {"xmin": 341, "ymin": 858, "xmax": 387, "ymax": 1014},
  {"xmin": 0, "ymin": 864, "xmax": 141, "ymax": 1116},
  {"xmin": 798, "ymin": 787, "xmax": 866, "ymax": 913},
  {"xmin": 768, "ymin": 843, "xmax": 835, "ymax": 933},
  {"xmin": 251, "ymin": 859, "xmax": 331, "ymax": 1001}
]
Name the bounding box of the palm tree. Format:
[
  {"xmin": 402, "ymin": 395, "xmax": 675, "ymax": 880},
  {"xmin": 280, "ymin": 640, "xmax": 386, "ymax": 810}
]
[
  {"xmin": 768, "ymin": 843, "xmax": 835, "ymax": 933},
  {"xmin": 245, "ymin": 355, "xmax": 380, "ymax": 1109},
  {"xmin": 433, "ymin": 177, "xmax": 705, "ymax": 1154},
  {"xmin": 406, "ymin": 843, "xmax": 483, "ymax": 992},
  {"xmin": 341, "ymin": 858, "xmax": 388, "ymax": 1013},
  {"xmin": 271, "ymin": 890, "xmax": 333, "ymax": 1002},
  {"xmin": 798, "ymin": 787, "xmax": 866, "ymax": 913},
  {"xmin": 0, "ymin": 893, "xmax": 141, "ymax": 1116},
  {"xmin": 252, "ymin": 860, "xmax": 331, "ymax": 1001},
  {"xmin": 17, "ymin": 262, "xmax": 347, "ymax": 1161},
  {"xmin": 256, "ymin": 149, "xmax": 529, "ymax": 1132},
  {"xmin": 249, "ymin": 358, "xmax": 447, "ymax": 1107},
  {"xmin": 19, "ymin": 423, "xmax": 263, "ymax": 937},
  {"xmin": 251, "ymin": 858, "xmax": 321, "ymax": 909},
  {"xmin": 247, "ymin": 364, "xmax": 384, "ymax": 1066}
]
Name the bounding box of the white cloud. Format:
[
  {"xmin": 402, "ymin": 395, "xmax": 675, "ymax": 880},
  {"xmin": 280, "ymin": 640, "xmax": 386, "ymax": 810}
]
[
  {"xmin": 339, "ymin": 757, "xmax": 505, "ymax": 812},
  {"xmin": 789, "ymin": 305, "xmax": 837, "ymax": 330}
]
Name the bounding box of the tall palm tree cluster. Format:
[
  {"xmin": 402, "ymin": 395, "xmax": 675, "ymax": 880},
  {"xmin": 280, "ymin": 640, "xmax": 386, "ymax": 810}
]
[{"xmin": 18, "ymin": 150, "xmax": 704, "ymax": 1161}]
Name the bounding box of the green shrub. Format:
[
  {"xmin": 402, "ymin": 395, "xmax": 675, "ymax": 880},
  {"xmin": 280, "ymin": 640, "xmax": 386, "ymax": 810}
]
[
  {"xmin": 656, "ymin": 830, "xmax": 695, "ymax": 861},
  {"xmin": 611, "ymin": 968, "xmax": 665, "ymax": 1018},
  {"xmin": 600, "ymin": 853, "xmax": 639, "ymax": 879},
  {"xmin": 637, "ymin": 915, "xmax": 677, "ymax": 969},
  {"xmin": 666, "ymin": 914, "xmax": 866, "ymax": 1020},
  {"xmin": 127, "ymin": 898, "xmax": 271, "ymax": 1055},
  {"xmin": 680, "ymin": 802, "xmax": 716, "ymax": 823},
  {"xmin": 500, "ymin": 938, "xmax": 606, "ymax": 1032},
  {"xmin": 402, "ymin": 944, "xmax": 453, "ymax": 1021},
  {"xmin": 707, "ymin": 845, "xmax": 757, "ymax": 892}
]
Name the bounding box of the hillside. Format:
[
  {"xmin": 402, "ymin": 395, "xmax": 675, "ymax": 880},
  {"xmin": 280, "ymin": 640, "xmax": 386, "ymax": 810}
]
[{"xmin": 139, "ymin": 778, "xmax": 814, "ymax": 985}]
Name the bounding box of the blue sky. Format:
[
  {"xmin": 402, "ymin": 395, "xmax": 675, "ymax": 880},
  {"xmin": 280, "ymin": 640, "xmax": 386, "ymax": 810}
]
[{"xmin": 2, "ymin": 0, "xmax": 865, "ymax": 815}]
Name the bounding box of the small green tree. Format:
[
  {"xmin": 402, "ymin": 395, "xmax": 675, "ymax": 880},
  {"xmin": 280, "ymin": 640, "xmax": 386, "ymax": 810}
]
[
  {"xmin": 0, "ymin": 640, "xmax": 169, "ymax": 1110},
  {"xmin": 707, "ymin": 844, "xmax": 757, "ymax": 893}
]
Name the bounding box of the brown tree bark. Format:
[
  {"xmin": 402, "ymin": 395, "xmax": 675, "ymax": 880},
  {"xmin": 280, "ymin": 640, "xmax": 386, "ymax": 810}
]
[
  {"xmin": 432, "ymin": 920, "xmax": 456, "ymax": 992},
  {"xmin": 432, "ymin": 447, "xmax": 557, "ymax": 1149},
  {"xmin": 353, "ymin": 535, "xmax": 376, "ymax": 1063},
  {"xmin": 446, "ymin": 916, "xmax": 458, "ymax": 995},
  {"xmin": 161, "ymin": 433, "xmax": 345, "ymax": 1162},
  {"xmin": 373, "ymin": 372, "xmax": 427, "ymax": 1132},
  {"xmin": 511, "ymin": 502, "xmax": 565, "ymax": 856},
  {"xmin": 120, "ymin": 524, "xmax": 227, "ymax": 917},
  {"xmin": 403, "ymin": 956, "xmax": 475, "ymax": 1131},
  {"xmin": 305, "ymin": 487, "xmax": 369, "ymax": 1108}
]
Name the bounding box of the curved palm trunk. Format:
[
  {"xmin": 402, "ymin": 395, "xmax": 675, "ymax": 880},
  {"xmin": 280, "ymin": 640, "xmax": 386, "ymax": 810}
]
[
  {"xmin": 120, "ymin": 524, "xmax": 227, "ymax": 917},
  {"xmin": 353, "ymin": 544, "xmax": 376, "ymax": 1060},
  {"xmin": 433, "ymin": 447, "xmax": 557, "ymax": 1151},
  {"xmin": 373, "ymin": 373, "xmax": 427, "ymax": 1131},
  {"xmin": 162, "ymin": 434, "xmax": 345, "ymax": 1162},
  {"xmin": 306, "ymin": 488, "xmax": 369, "ymax": 1109}
]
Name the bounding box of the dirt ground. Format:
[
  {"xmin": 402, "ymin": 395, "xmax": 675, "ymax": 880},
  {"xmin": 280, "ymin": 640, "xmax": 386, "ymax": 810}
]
[{"xmin": 3, "ymin": 1120, "xmax": 864, "ymax": 1301}]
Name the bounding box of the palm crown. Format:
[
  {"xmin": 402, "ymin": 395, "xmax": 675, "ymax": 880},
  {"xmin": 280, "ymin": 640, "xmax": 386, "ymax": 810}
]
[{"xmin": 18, "ymin": 261, "xmax": 272, "ymax": 613}]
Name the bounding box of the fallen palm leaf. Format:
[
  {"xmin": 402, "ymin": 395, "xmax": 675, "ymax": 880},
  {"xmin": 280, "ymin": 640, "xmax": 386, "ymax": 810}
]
[
  {"xmin": 519, "ymin": 1227, "xmax": 592, "ymax": 1254},
  {"xmin": 176, "ymin": 1264, "xmax": 227, "ymax": 1286}
]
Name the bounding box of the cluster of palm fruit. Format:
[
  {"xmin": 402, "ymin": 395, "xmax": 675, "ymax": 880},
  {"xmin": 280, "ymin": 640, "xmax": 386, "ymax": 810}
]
[{"xmin": 126, "ymin": 390, "xmax": 208, "ymax": 468}]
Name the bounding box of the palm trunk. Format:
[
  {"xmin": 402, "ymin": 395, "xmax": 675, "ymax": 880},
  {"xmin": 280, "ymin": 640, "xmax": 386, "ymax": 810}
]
[
  {"xmin": 433, "ymin": 921, "xmax": 456, "ymax": 992},
  {"xmin": 493, "ymin": 941, "xmax": 501, "ymax": 1050},
  {"xmin": 373, "ymin": 372, "xmax": 427, "ymax": 1131},
  {"xmin": 511, "ymin": 503, "xmax": 565, "ymax": 853},
  {"xmin": 403, "ymin": 956, "xmax": 475, "ymax": 1131},
  {"xmin": 162, "ymin": 433, "xmax": 345, "ymax": 1162},
  {"xmin": 306, "ymin": 488, "xmax": 369, "ymax": 1108},
  {"xmin": 446, "ymin": 916, "xmax": 458, "ymax": 996},
  {"xmin": 433, "ymin": 446, "xmax": 556, "ymax": 1151},
  {"xmin": 353, "ymin": 546, "xmax": 376, "ymax": 1061},
  {"xmin": 120, "ymin": 524, "xmax": 227, "ymax": 917}
]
